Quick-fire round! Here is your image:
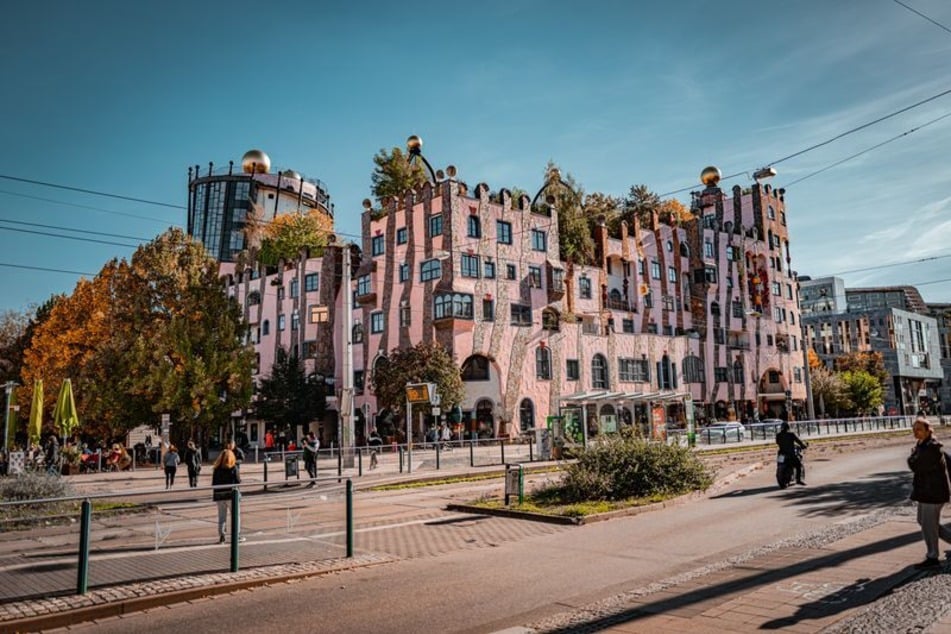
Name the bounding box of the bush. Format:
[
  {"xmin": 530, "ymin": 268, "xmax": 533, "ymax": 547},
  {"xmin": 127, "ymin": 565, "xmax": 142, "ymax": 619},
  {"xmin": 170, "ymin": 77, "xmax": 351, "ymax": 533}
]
[
  {"xmin": 0, "ymin": 472, "xmax": 76, "ymax": 524},
  {"xmin": 554, "ymin": 430, "xmax": 713, "ymax": 503}
]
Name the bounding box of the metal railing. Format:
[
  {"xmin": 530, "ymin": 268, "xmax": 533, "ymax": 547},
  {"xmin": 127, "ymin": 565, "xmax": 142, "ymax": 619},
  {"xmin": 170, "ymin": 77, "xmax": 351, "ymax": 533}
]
[{"xmin": 679, "ymin": 415, "xmax": 919, "ymax": 446}]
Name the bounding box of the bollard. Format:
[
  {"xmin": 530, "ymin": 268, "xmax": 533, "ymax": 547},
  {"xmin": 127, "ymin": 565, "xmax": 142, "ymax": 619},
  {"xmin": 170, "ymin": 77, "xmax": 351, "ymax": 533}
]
[
  {"xmin": 230, "ymin": 487, "xmax": 241, "ymax": 572},
  {"xmin": 338, "ymin": 449, "xmax": 343, "ymax": 483},
  {"xmin": 263, "ymin": 459, "xmax": 268, "ymax": 491},
  {"xmin": 346, "ymin": 479, "xmax": 354, "ymax": 558},
  {"xmin": 77, "ymin": 499, "xmax": 91, "ymax": 594},
  {"xmin": 500, "ymin": 439, "xmax": 505, "ymax": 465},
  {"xmin": 399, "ymin": 446, "xmax": 403, "ymax": 473},
  {"xmin": 436, "ymin": 443, "xmax": 440, "ymax": 470},
  {"xmin": 357, "ymin": 449, "xmax": 362, "ymax": 477},
  {"xmin": 470, "ymin": 439, "xmax": 475, "ymax": 467}
]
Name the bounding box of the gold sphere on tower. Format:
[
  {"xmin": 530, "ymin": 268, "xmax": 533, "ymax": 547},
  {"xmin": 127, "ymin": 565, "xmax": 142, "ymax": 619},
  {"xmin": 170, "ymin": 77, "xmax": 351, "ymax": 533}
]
[
  {"xmin": 700, "ymin": 166, "xmax": 721, "ymax": 187},
  {"xmin": 242, "ymin": 149, "xmax": 271, "ymax": 174},
  {"xmin": 406, "ymin": 135, "xmax": 423, "ymax": 154}
]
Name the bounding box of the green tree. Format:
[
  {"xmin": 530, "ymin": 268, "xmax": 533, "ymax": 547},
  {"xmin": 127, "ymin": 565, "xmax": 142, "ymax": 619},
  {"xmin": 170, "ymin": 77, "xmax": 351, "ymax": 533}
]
[
  {"xmin": 369, "ymin": 340, "xmax": 464, "ymax": 420},
  {"xmin": 539, "ymin": 163, "xmax": 595, "ymax": 266},
  {"xmin": 0, "ymin": 307, "xmax": 34, "ymax": 384},
  {"xmin": 835, "ymin": 351, "xmax": 888, "ymax": 386},
  {"xmin": 255, "ymin": 211, "xmax": 333, "ymax": 266},
  {"xmin": 623, "ymin": 184, "xmax": 662, "ymax": 229},
  {"xmin": 840, "ymin": 369, "xmax": 884, "ymax": 416},
  {"xmin": 254, "ymin": 347, "xmax": 325, "ymax": 435},
  {"xmin": 371, "ymin": 147, "xmax": 427, "ymax": 204},
  {"xmin": 809, "ymin": 365, "xmax": 849, "ymax": 417}
]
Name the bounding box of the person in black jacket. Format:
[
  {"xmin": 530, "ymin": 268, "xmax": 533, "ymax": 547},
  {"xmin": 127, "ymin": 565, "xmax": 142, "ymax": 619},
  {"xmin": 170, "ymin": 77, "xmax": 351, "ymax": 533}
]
[
  {"xmin": 908, "ymin": 417, "xmax": 951, "ymax": 568},
  {"xmin": 183, "ymin": 441, "xmax": 201, "ymax": 488},
  {"xmin": 212, "ymin": 449, "xmax": 243, "ymax": 544},
  {"xmin": 776, "ymin": 422, "xmax": 808, "ymax": 485}
]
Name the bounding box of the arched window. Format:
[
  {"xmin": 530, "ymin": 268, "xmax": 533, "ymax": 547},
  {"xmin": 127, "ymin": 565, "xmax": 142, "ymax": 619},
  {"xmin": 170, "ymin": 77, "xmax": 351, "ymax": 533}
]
[
  {"xmin": 679, "ymin": 243, "xmax": 690, "ymax": 257},
  {"xmin": 658, "ymin": 354, "xmax": 676, "ymax": 389},
  {"xmin": 710, "ymin": 301, "xmax": 721, "ymax": 316},
  {"xmin": 609, "ymin": 288, "xmax": 622, "ymax": 302},
  {"xmin": 592, "ymin": 354, "xmax": 609, "ymax": 390},
  {"xmin": 682, "ymin": 356, "xmax": 704, "ymax": 383},
  {"xmin": 352, "ymin": 323, "xmax": 364, "ymax": 343},
  {"xmin": 733, "ymin": 359, "xmax": 745, "ymax": 384},
  {"xmin": 536, "ymin": 347, "xmax": 551, "ymax": 380},
  {"xmin": 262, "ymin": 320, "xmax": 270, "ymax": 336},
  {"xmin": 461, "ymin": 355, "xmax": 490, "ymax": 381},
  {"xmin": 542, "ymin": 308, "xmax": 560, "ymax": 331},
  {"xmin": 519, "ymin": 399, "xmax": 535, "ymax": 432}
]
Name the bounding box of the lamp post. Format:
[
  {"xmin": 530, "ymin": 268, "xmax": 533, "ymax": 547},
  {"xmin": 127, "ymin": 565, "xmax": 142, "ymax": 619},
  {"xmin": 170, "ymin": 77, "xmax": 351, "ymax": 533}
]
[
  {"xmin": 339, "ymin": 240, "xmax": 356, "ymax": 467},
  {"xmin": 3, "ymin": 381, "xmax": 16, "ymax": 451}
]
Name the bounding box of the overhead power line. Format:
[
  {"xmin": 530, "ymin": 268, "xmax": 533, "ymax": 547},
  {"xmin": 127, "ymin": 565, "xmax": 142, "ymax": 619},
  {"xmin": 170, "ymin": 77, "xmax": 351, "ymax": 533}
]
[
  {"xmin": 892, "ymin": 0, "xmax": 951, "ymax": 35},
  {"xmin": 0, "ymin": 218, "xmax": 151, "ymax": 242},
  {"xmin": 0, "ymin": 189, "xmax": 175, "ymax": 224},
  {"xmin": 0, "ymin": 262, "xmax": 96, "ymax": 276},
  {"xmin": 0, "ymin": 174, "xmax": 185, "ymax": 210},
  {"xmin": 0, "ymin": 225, "xmax": 140, "ymax": 249}
]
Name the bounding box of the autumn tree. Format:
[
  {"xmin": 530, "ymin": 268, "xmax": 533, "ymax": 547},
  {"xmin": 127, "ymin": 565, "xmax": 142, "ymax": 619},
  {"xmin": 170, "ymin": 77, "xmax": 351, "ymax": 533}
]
[
  {"xmin": 840, "ymin": 370, "xmax": 884, "ymax": 416},
  {"xmin": 809, "ymin": 365, "xmax": 849, "ymax": 418},
  {"xmin": 254, "ymin": 210, "xmax": 333, "ymax": 266},
  {"xmin": 834, "ymin": 351, "xmax": 888, "ymax": 386},
  {"xmin": 369, "ymin": 340, "xmax": 464, "ymax": 421},
  {"xmin": 0, "ymin": 307, "xmax": 34, "ymax": 384},
  {"xmin": 254, "ymin": 347, "xmax": 325, "ymax": 436},
  {"xmin": 371, "ymin": 147, "xmax": 427, "ymax": 204}
]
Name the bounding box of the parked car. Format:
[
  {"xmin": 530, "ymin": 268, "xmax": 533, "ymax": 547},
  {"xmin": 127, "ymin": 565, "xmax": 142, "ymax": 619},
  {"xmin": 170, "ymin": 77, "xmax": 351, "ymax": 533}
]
[
  {"xmin": 698, "ymin": 422, "xmax": 746, "ymax": 443},
  {"xmin": 748, "ymin": 418, "xmax": 785, "ymax": 438}
]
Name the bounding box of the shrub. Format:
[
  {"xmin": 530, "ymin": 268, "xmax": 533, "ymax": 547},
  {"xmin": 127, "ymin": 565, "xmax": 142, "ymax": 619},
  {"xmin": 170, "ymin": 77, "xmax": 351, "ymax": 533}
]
[
  {"xmin": 555, "ymin": 430, "xmax": 713, "ymax": 503},
  {"xmin": 0, "ymin": 472, "xmax": 76, "ymax": 524}
]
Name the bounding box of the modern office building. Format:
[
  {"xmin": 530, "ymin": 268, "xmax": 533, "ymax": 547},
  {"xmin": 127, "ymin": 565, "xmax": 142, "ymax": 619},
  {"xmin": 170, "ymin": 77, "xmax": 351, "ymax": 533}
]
[{"xmin": 801, "ymin": 277, "xmax": 944, "ymax": 415}]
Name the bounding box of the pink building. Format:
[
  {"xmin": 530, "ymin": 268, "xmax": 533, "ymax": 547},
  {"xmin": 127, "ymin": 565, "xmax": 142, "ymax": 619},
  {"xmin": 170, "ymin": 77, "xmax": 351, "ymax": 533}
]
[{"xmin": 352, "ymin": 157, "xmax": 807, "ymax": 442}]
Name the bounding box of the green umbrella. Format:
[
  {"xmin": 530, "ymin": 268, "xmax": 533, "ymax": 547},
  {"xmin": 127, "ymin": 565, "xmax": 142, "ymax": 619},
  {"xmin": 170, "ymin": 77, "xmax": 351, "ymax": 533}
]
[
  {"xmin": 28, "ymin": 379, "xmax": 43, "ymax": 447},
  {"xmin": 53, "ymin": 379, "xmax": 80, "ymax": 440}
]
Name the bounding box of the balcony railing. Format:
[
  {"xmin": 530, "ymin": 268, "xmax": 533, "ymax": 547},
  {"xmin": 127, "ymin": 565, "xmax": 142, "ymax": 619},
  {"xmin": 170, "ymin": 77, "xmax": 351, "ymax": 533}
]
[{"xmin": 605, "ymin": 297, "xmax": 633, "ymax": 312}]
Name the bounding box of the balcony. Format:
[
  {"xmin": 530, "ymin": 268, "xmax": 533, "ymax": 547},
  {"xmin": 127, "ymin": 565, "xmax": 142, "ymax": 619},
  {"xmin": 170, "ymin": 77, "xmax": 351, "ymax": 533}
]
[
  {"xmin": 605, "ymin": 297, "xmax": 633, "ymax": 312},
  {"xmin": 355, "ymin": 289, "xmax": 377, "ymax": 305},
  {"xmin": 726, "ymin": 337, "xmax": 750, "ymax": 350}
]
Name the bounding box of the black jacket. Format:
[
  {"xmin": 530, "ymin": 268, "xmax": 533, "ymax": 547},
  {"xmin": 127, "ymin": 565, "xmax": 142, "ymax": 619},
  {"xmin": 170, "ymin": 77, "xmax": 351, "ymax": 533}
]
[
  {"xmin": 776, "ymin": 430, "xmax": 806, "ymax": 456},
  {"xmin": 909, "ymin": 437, "xmax": 950, "ymax": 504},
  {"xmin": 211, "ymin": 465, "xmax": 240, "ymax": 501}
]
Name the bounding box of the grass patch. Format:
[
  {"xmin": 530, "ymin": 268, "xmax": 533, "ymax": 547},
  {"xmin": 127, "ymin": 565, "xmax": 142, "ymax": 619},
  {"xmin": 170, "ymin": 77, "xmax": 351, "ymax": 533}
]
[
  {"xmin": 469, "ymin": 491, "xmax": 672, "ymax": 518},
  {"xmin": 367, "ymin": 467, "xmax": 560, "ymax": 492}
]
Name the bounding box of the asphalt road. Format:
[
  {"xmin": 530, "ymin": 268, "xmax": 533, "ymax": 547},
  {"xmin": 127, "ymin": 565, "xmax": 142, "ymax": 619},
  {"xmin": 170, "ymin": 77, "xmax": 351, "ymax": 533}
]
[{"xmin": 59, "ymin": 440, "xmax": 915, "ymax": 634}]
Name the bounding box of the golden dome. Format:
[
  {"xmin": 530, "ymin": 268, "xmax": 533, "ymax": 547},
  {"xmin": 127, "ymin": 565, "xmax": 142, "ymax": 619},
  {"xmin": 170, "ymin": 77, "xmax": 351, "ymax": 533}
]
[
  {"xmin": 241, "ymin": 149, "xmax": 271, "ymax": 174},
  {"xmin": 281, "ymin": 169, "xmax": 301, "ymax": 180},
  {"xmin": 700, "ymin": 166, "xmax": 721, "ymax": 187},
  {"xmin": 406, "ymin": 135, "xmax": 423, "ymax": 154}
]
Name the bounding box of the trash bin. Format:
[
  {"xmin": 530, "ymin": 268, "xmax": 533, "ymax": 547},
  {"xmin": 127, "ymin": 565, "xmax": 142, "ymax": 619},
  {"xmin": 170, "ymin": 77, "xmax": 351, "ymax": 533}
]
[{"xmin": 285, "ymin": 456, "xmax": 299, "ymax": 479}]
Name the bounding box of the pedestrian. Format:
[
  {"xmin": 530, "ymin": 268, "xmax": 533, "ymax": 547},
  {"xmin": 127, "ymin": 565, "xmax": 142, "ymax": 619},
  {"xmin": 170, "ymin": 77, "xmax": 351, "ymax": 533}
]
[
  {"xmin": 183, "ymin": 440, "xmax": 201, "ymax": 488},
  {"xmin": 368, "ymin": 428, "xmax": 382, "ymax": 470},
  {"xmin": 264, "ymin": 430, "xmax": 275, "ymax": 451},
  {"xmin": 227, "ymin": 440, "xmax": 244, "ymax": 472},
  {"xmin": 908, "ymin": 417, "xmax": 951, "ymax": 568},
  {"xmin": 211, "ymin": 448, "xmax": 243, "ymax": 544},
  {"xmin": 303, "ymin": 431, "xmax": 319, "ymax": 485},
  {"xmin": 163, "ymin": 444, "xmax": 180, "ymax": 489},
  {"xmin": 776, "ymin": 422, "xmax": 807, "ymax": 485},
  {"xmin": 44, "ymin": 435, "xmax": 61, "ymax": 476}
]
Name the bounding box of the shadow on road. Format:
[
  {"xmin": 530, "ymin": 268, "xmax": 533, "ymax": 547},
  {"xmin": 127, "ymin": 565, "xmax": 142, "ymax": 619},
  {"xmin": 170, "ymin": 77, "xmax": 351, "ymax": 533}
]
[{"xmin": 543, "ymin": 529, "xmax": 921, "ymax": 633}]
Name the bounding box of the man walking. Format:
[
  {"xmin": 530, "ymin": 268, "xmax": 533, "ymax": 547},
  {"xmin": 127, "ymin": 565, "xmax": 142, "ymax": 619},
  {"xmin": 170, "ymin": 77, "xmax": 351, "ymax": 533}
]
[{"xmin": 303, "ymin": 432, "xmax": 319, "ymax": 486}]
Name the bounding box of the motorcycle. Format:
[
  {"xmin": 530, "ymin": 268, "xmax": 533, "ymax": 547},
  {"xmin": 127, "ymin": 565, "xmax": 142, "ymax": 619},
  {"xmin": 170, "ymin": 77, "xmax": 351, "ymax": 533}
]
[{"xmin": 776, "ymin": 446, "xmax": 804, "ymax": 489}]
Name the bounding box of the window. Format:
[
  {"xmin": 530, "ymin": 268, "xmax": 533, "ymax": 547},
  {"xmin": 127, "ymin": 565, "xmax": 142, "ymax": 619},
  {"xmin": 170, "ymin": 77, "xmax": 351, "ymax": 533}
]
[
  {"xmin": 511, "ymin": 304, "xmax": 532, "ymax": 326},
  {"xmin": 396, "ymin": 227, "xmax": 407, "ymax": 245},
  {"xmin": 482, "ymin": 299, "xmax": 494, "ymax": 321},
  {"xmin": 713, "ymin": 327, "xmax": 725, "ymax": 344},
  {"xmin": 277, "ymin": 286, "xmax": 285, "ymax": 301},
  {"xmin": 291, "ymin": 312, "xmax": 299, "ymax": 330},
  {"xmin": 247, "ymin": 291, "xmax": 261, "ymax": 306},
  {"xmin": 579, "ymin": 276, "xmax": 592, "ymax": 299},
  {"xmin": 497, "ymin": 220, "xmax": 512, "ymax": 244},
  {"xmin": 714, "ymin": 367, "xmax": 728, "ymax": 382},
  {"xmin": 536, "ymin": 347, "xmax": 551, "ymax": 379},
  {"xmin": 732, "ymin": 360, "xmax": 744, "ymax": 383},
  {"xmin": 309, "ymin": 305, "xmax": 328, "ymax": 324},
  {"xmin": 622, "ymin": 318, "xmax": 634, "ymax": 333},
  {"xmin": 566, "ymin": 359, "xmax": 580, "ymax": 381},
  {"xmin": 767, "ymin": 205, "xmax": 776, "ymax": 220},
  {"xmin": 400, "ymin": 304, "xmax": 411, "ymax": 327},
  {"xmin": 434, "ymin": 293, "xmax": 473, "ymax": 319},
  {"xmin": 650, "ymin": 261, "xmax": 661, "ymax": 279},
  {"xmin": 354, "ymin": 370, "xmax": 364, "ymax": 393},
  {"xmin": 506, "ymin": 264, "xmax": 517, "ymax": 280},
  {"xmin": 680, "ymin": 243, "xmax": 690, "ymax": 257},
  {"xmin": 528, "ymin": 265, "xmax": 542, "ymax": 288},
  {"xmin": 462, "ymin": 356, "xmax": 490, "ymax": 381},
  {"xmin": 519, "ymin": 399, "xmax": 535, "ymax": 432},
  {"xmin": 786, "ymin": 284, "xmax": 793, "ymax": 299},
  {"xmin": 278, "ymin": 314, "xmax": 286, "ymax": 331},
  {"xmin": 542, "ymin": 309, "xmax": 559, "ymax": 331},
  {"xmin": 552, "ymin": 268, "xmax": 564, "ymax": 292},
  {"xmin": 657, "ymin": 355, "xmax": 676, "ymax": 389},
  {"xmin": 421, "ymin": 259, "xmax": 441, "ymax": 282},
  {"xmin": 262, "ymin": 319, "xmax": 270, "ymax": 335},
  {"xmin": 794, "ymin": 367, "xmax": 803, "ymax": 383},
  {"xmin": 399, "ymin": 263, "xmax": 409, "ymax": 282},
  {"xmin": 304, "ymin": 273, "xmax": 318, "ymax": 292},
  {"xmin": 370, "ymin": 312, "xmax": 384, "ymax": 333},
  {"xmin": 647, "ymin": 323, "xmax": 658, "ymax": 334},
  {"xmin": 732, "ymin": 300, "xmax": 743, "ymax": 318},
  {"xmin": 704, "ymin": 240, "xmax": 714, "ymax": 258},
  {"xmin": 725, "ymin": 246, "xmax": 735, "ymax": 261},
  {"xmin": 682, "ymin": 356, "xmax": 704, "ymax": 383},
  {"xmin": 591, "ymin": 354, "xmax": 609, "ymax": 389},
  {"xmin": 705, "ymin": 266, "xmax": 717, "ymax": 283},
  {"xmin": 666, "ymin": 240, "xmax": 673, "ymax": 252},
  {"xmin": 429, "ymin": 214, "xmax": 442, "ymax": 237},
  {"xmin": 484, "ymin": 261, "xmax": 495, "ymax": 279},
  {"xmin": 356, "ymin": 275, "xmax": 371, "ymax": 296},
  {"xmin": 644, "ymin": 292, "xmax": 653, "ymax": 308},
  {"xmin": 468, "ymin": 215, "xmax": 481, "ymax": 238},
  {"xmin": 668, "ymin": 266, "xmax": 677, "ymax": 283},
  {"xmin": 371, "ymin": 235, "xmax": 385, "ymax": 256},
  {"xmin": 461, "ymin": 254, "xmax": 480, "ymax": 278},
  {"xmin": 662, "ymin": 295, "xmax": 674, "ymax": 311},
  {"xmin": 290, "ymin": 279, "xmax": 299, "ymax": 298},
  {"xmin": 352, "ymin": 323, "xmax": 363, "ymax": 343},
  {"xmin": 772, "ymin": 281, "xmax": 781, "ymax": 296},
  {"xmin": 531, "ymin": 229, "xmax": 547, "ymax": 251}
]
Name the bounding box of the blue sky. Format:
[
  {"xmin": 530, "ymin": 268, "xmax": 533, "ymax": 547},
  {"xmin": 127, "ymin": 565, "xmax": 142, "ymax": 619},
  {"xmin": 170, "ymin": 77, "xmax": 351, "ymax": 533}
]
[{"xmin": 1, "ymin": 0, "xmax": 950, "ymax": 313}]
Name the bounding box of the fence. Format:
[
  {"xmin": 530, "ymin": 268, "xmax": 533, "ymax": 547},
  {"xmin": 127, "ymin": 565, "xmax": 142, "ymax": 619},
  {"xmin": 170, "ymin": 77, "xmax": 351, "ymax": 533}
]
[
  {"xmin": 0, "ymin": 476, "xmax": 353, "ymax": 602},
  {"xmin": 681, "ymin": 415, "xmax": 919, "ymax": 445}
]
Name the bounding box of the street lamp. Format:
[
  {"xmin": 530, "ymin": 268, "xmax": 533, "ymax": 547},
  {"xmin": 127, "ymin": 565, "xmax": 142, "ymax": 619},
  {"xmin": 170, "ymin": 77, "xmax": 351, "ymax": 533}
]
[{"xmin": 3, "ymin": 381, "xmax": 17, "ymax": 451}]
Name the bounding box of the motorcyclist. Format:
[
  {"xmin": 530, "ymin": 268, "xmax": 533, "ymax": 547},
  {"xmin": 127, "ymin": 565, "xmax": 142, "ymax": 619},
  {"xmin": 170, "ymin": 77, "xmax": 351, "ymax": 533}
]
[{"xmin": 776, "ymin": 421, "xmax": 807, "ymax": 485}]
